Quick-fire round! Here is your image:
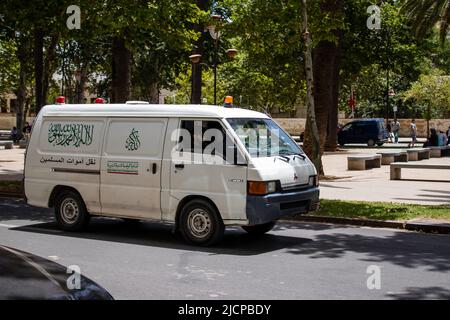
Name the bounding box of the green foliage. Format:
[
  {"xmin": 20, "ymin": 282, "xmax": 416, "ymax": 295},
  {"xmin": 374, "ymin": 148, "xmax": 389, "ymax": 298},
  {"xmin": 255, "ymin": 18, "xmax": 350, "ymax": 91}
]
[
  {"xmin": 313, "ymin": 199, "xmax": 450, "ymax": 221},
  {"xmin": 402, "ymin": 73, "xmax": 450, "ymax": 119}
]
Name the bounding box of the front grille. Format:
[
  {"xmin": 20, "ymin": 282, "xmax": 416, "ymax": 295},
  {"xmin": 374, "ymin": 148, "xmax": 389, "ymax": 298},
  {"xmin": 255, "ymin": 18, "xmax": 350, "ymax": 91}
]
[
  {"xmin": 281, "ymin": 184, "xmax": 311, "ymax": 193},
  {"xmin": 280, "ymin": 200, "xmax": 309, "ymax": 210}
]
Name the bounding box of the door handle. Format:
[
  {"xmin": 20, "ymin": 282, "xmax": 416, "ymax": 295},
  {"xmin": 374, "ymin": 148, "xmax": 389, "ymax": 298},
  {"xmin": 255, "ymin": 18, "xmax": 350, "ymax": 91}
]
[
  {"xmin": 174, "ymin": 163, "xmax": 185, "ymax": 169},
  {"xmin": 152, "ymin": 163, "xmax": 157, "ymax": 174}
]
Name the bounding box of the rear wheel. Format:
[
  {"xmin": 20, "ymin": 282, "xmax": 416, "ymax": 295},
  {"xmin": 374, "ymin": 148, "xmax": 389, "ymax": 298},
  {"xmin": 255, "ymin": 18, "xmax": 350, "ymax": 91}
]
[
  {"xmin": 179, "ymin": 199, "xmax": 224, "ymax": 246},
  {"xmin": 242, "ymin": 221, "xmax": 276, "ymax": 235},
  {"xmin": 367, "ymin": 139, "xmax": 375, "ymax": 147},
  {"xmin": 54, "ymin": 190, "xmax": 90, "ymax": 231}
]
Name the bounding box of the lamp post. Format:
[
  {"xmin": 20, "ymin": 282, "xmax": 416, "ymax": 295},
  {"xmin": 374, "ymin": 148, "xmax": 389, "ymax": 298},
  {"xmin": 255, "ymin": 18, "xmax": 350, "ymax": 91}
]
[
  {"xmin": 189, "ymin": 14, "xmax": 237, "ymax": 105},
  {"xmin": 74, "ymin": 69, "xmax": 82, "ymax": 104}
]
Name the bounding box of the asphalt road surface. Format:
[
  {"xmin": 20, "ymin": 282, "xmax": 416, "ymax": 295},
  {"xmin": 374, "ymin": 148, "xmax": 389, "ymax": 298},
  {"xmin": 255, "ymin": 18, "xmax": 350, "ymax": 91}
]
[{"xmin": 0, "ymin": 197, "xmax": 449, "ymax": 300}]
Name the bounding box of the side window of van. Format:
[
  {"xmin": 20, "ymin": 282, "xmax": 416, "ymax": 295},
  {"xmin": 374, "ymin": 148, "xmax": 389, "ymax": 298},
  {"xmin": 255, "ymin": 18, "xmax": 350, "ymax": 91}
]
[{"xmin": 179, "ymin": 120, "xmax": 228, "ymax": 159}]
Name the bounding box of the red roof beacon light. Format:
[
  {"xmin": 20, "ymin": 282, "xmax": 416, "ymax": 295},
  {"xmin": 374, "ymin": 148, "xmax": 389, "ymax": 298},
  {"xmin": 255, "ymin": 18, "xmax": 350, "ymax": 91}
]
[
  {"xmin": 55, "ymin": 96, "xmax": 65, "ymax": 105},
  {"xmin": 94, "ymin": 97, "xmax": 105, "ymax": 104}
]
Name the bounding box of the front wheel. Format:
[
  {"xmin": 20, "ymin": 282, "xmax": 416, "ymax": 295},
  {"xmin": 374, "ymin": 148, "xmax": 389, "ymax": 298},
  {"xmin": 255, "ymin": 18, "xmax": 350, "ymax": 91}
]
[
  {"xmin": 376, "ymin": 142, "xmax": 384, "ymax": 146},
  {"xmin": 54, "ymin": 190, "xmax": 90, "ymax": 231},
  {"xmin": 367, "ymin": 139, "xmax": 375, "ymax": 147},
  {"xmin": 242, "ymin": 221, "xmax": 276, "ymax": 235},
  {"xmin": 179, "ymin": 199, "xmax": 224, "ymax": 246}
]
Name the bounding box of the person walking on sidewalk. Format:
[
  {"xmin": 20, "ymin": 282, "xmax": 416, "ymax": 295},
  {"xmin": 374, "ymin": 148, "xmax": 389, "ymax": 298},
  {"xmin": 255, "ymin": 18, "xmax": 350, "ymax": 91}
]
[
  {"xmin": 391, "ymin": 118, "xmax": 400, "ymax": 143},
  {"xmin": 408, "ymin": 119, "xmax": 417, "ymax": 148}
]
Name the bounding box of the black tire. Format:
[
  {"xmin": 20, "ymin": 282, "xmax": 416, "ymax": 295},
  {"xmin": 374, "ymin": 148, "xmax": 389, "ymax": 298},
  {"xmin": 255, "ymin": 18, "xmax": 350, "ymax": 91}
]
[
  {"xmin": 242, "ymin": 221, "xmax": 276, "ymax": 235},
  {"xmin": 179, "ymin": 199, "xmax": 224, "ymax": 246},
  {"xmin": 338, "ymin": 139, "xmax": 345, "ymax": 147},
  {"xmin": 367, "ymin": 139, "xmax": 375, "ymax": 147},
  {"xmin": 54, "ymin": 190, "xmax": 90, "ymax": 231},
  {"xmin": 376, "ymin": 142, "xmax": 384, "ymax": 147}
]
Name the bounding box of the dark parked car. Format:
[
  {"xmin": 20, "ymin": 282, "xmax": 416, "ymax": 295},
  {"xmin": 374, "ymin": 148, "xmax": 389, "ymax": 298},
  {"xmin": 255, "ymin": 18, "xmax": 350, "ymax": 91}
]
[
  {"xmin": 0, "ymin": 245, "xmax": 113, "ymax": 300},
  {"xmin": 338, "ymin": 119, "xmax": 388, "ymax": 147}
]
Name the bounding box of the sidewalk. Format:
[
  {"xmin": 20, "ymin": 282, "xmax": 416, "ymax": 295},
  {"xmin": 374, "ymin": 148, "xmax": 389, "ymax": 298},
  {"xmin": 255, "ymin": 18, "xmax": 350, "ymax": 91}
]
[
  {"xmin": 0, "ymin": 146, "xmax": 24, "ymax": 181},
  {"xmin": 321, "ymin": 144, "xmax": 450, "ymax": 205}
]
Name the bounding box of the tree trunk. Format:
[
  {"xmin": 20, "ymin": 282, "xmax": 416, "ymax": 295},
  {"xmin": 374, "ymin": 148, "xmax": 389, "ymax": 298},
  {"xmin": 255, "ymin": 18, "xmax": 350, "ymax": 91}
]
[
  {"xmin": 34, "ymin": 27, "xmax": 44, "ymax": 113},
  {"xmin": 325, "ymin": 35, "xmax": 341, "ymax": 151},
  {"xmin": 16, "ymin": 39, "xmax": 28, "ymax": 138},
  {"xmin": 305, "ymin": 0, "xmax": 343, "ymax": 152},
  {"xmin": 112, "ymin": 37, "xmax": 131, "ymax": 103},
  {"xmin": 301, "ymin": 0, "xmax": 323, "ymax": 175},
  {"xmin": 43, "ymin": 34, "xmax": 60, "ymax": 106},
  {"xmin": 147, "ymin": 82, "xmax": 159, "ymax": 103}
]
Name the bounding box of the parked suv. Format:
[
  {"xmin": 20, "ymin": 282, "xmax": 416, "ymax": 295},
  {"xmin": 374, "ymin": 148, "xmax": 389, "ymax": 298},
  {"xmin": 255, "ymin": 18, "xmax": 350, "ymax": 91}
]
[{"xmin": 338, "ymin": 119, "xmax": 388, "ymax": 147}]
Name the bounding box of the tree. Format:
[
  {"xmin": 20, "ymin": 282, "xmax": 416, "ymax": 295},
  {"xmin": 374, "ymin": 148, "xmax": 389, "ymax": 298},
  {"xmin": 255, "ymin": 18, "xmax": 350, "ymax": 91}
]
[
  {"xmin": 401, "ymin": 0, "xmax": 450, "ymax": 45},
  {"xmin": 301, "ymin": 0, "xmax": 322, "ymax": 174},
  {"xmin": 402, "ymin": 73, "xmax": 450, "ymax": 134}
]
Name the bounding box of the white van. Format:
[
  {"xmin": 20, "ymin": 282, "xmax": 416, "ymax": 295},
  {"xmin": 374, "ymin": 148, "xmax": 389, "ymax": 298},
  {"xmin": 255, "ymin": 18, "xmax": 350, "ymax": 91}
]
[{"xmin": 24, "ymin": 103, "xmax": 319, "ymax": 245}]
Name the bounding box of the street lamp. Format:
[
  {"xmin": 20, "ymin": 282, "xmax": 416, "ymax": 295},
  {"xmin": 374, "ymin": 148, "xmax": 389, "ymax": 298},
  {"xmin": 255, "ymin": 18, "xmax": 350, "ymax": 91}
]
[
  {"xmin": 189, "ymin": 14, "xmax": 238, "ymax": 105},
  {"xmin": 74, "ymin": 69, "xmax": 82, "ymax": 104}
]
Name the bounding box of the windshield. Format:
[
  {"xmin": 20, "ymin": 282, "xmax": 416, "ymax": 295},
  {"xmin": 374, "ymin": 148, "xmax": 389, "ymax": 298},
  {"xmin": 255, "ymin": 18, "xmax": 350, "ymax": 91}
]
[{"xmin": 227, "ymin": 118, "xmax": 303, "ymax": 158}]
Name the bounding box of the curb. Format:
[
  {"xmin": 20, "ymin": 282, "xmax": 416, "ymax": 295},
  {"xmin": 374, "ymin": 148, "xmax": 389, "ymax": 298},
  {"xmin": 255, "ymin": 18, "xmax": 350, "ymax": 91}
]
[{"xmin": 286, "ymin": 215, "xmax": 450, "ymax": 235}]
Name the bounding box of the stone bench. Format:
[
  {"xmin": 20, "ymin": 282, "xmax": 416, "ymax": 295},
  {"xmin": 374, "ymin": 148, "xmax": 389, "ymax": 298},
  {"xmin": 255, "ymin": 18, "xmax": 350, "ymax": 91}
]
[
  {"xmin": 348, "ymin": 154, "xmax": 381, "ymax": 170},
  {"xmin": 0, "ymin": 140, "xmax": 13, "ymax": 149},
  {"xmin": 430, "ymin": 146, "xmax": 450, "ymax": 158},
  {"xmin": 376, "ymin": 151, "xmax": 408, "ymax": 165},
  {"xmin": 406, "ymin": 148, "xmax": 430, "ymax": 161},
  {"xmin": 390, "ymin": 162, "xmax": 450, "ymax": 180}
]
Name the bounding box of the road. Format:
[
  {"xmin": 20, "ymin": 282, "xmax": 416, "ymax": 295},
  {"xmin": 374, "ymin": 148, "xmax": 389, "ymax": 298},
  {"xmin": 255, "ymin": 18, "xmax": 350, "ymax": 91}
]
[{"xmin": 0, "ymin": 197, "xmax": 449, "ymax": 300}]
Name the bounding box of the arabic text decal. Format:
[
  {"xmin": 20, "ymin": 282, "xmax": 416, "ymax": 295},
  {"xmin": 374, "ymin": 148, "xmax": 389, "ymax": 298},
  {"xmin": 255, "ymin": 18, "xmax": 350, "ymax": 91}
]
[
  {"xmin": 48, "ymin": 123, "xmax": 94, "ymax": 147},
  {"xmin": 125, "ymin": 128, "xmax": 140, "ymax": 151}
]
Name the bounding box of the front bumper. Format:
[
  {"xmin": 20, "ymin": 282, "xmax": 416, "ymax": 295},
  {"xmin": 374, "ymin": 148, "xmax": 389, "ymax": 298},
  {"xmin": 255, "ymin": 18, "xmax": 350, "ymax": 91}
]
[{"xmin": 246, "ymin": 187, "xmax": 320, "ymax": 225}]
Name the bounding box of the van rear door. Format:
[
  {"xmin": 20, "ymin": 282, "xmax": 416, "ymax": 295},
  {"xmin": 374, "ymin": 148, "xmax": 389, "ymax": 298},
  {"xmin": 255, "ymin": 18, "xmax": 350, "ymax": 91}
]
[{"xmin": 100, "ymin": 118, "xmax": 168, "ymax": 219}]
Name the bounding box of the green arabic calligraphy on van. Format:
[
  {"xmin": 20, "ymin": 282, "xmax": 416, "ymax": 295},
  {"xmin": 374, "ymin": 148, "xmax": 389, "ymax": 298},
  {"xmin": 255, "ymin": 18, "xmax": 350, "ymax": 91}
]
[
  {"xmin": 48, "ymin": 123, "xmax": 94, "ymax": 147},
  {"xmin": 125, "ymin": 128, "xmax": 140, "ymax": 151}
]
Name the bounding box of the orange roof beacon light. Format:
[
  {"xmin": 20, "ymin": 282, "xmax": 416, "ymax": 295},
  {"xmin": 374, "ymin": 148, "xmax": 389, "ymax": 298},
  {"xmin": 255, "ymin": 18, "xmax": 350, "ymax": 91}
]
[
  {"xmin": 94, "ymin": 97, "xmax": 105, "ymax": 104},
  {"xmin": 55, "ymin": 96, "xmax": 65, "ymax": 105},
  {"xmin": 223, "ymin": 95, "xmax": 233, "ymax": 108}
]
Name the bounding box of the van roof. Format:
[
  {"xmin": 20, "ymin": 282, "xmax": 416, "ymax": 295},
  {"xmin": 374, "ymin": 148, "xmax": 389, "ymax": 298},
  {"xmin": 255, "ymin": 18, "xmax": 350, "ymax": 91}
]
[{"xmin": 40, "ymin": 104, "xmax": 270, "ymax": 119}]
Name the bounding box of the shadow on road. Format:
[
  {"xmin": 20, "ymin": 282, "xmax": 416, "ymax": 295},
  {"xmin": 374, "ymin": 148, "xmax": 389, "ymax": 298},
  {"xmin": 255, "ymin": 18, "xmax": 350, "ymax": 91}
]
[
  {"xmin": 387, "ymin": 286, "xmax": 450, "ymax": 299},
  {"xmin": 285, "ymin": 230, "xmax": 450, "ymax": 272},
  {"xmin": 0, "ymin": 198, "xmax": 53, "ymax": 223},
  {"xmin": 10, "ymin": 218, "xmax": 313, "ymax": 256}
]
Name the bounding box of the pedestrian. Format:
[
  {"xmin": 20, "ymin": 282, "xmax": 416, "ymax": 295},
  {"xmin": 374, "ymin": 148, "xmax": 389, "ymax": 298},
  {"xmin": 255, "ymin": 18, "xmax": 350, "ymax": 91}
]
[
  {"xmin": 391, "ymin": 118, "xmax": 400, "ymax": 144},
  {"xmin": 10, "ymin": 126, "xmax": 18, "ymax": 143},
  {"xmin": 424, "ymin": 128, "xmax": 438, "ymax": 147},
  {"xmin": 407, "ymin": 119, "xmax": 417, "ymax": 148},
  {"xmin": 438, "ymin": 130, "xmax": 447, "ymax": 146},
  {"xmin": 447, "ymin": 126, "xmax": 450, "ymax": 145},
  {"xmin": 22, "ymin": 122, "xmax": 31, "ymax": 134},
  {"xmin": 386, "ymin": 122, "xmax": 392, "ymax": 143}
]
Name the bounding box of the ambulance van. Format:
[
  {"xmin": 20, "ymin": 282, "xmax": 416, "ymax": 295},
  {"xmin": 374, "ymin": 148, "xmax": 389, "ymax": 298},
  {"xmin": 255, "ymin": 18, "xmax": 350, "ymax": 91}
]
[{"xmin": 24, "ymin": 102, "xmax": 319, "ymax": 245}]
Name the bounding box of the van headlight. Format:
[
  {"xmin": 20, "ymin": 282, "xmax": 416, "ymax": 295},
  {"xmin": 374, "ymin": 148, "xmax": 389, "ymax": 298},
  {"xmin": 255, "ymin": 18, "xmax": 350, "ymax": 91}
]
[
  {"xmin": 248, "ymin": 181, "xmax": 277, "ymax": 195},
  {"xmin": 308, "ymin": 175, "xmax": 319, "ymax": 187}
]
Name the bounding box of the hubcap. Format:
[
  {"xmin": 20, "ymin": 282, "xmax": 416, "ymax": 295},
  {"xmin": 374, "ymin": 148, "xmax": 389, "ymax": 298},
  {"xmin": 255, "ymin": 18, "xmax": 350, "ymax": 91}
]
[
  {"xmin": 60, "ymin": 198, "xmax": 79, "ymax": 224},
  {"xmin": 187, "ymin": 208, "xmax": 211, "ymax": 239}
]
